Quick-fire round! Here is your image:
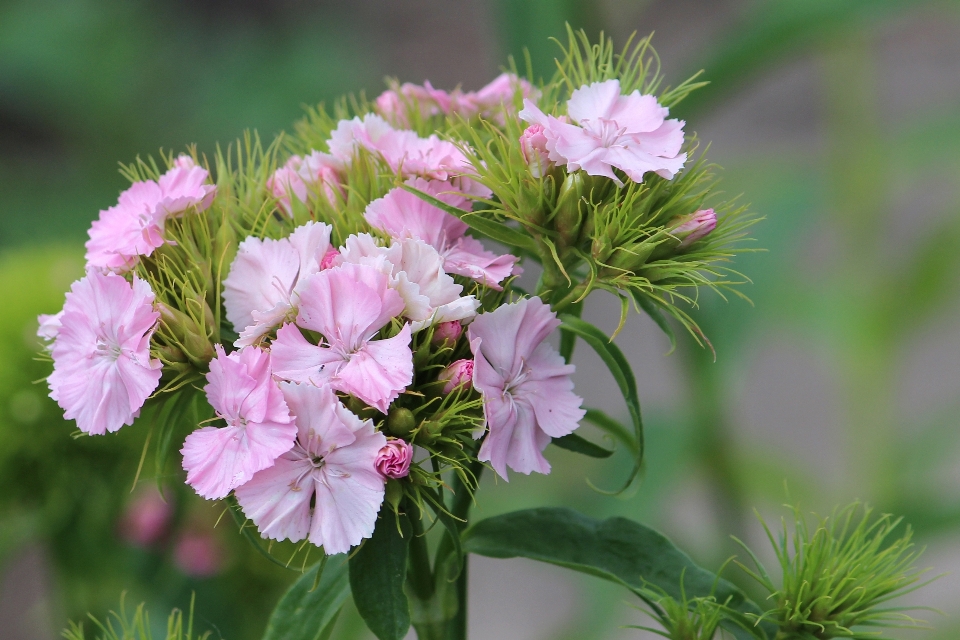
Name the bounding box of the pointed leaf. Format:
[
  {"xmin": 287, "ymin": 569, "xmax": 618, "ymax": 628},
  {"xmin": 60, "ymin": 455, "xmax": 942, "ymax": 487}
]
[
  {"xmin": 349, "ymin": 513, "xmax": 412, "ymax": 640},
  {"xmin": 551, "ymin": 432, "xmax": 614, "ymax": 458},
  {"xmin": 463, "ymin": 508, "xmax": 769, "ymax": 640},
  {"xmin": 261, "ymin": 557, "xmax": 350, "ymax": 640}
]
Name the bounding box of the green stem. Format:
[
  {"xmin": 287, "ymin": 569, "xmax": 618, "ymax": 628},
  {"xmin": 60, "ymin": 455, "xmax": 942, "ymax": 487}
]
[{"xmin": 407, "ymin": 508, "xmax": 435, "ymax": 601}]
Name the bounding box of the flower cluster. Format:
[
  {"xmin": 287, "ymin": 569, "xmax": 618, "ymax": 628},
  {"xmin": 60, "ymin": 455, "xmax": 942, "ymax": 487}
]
[{"xmin": 38, "ymin": 33, "xmax": 752, "ymax": 558}]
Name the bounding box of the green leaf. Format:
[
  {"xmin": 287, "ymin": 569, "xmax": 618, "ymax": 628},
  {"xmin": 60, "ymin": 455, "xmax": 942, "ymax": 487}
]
[
  {"xmin": 261, "ymin": 557, "xmax": 350, "ymax": 640},
  {"xmin": 349, "ymin": 513, "xmax": 412, "ymax": 640},
  {"xmin": 559, "ymin": 315, "xmax": 644, "ymax": 491},
  {"xmin": 632, "ymin": 291, "xmax": 677, "ymax": 354},
  {"xmin": 463, "ymin": 508, "xmax": 768, "ymax": 640},
  {"xmin": 551, "ymin": 433, "xmax": 614, "ymax": 458},
  {"xmin": 400, "ymin": 183, "xmax": 539, "ymax": 253},
  {"xmin": 153, "ymin": 389, "xmax": 198, "ymax": 492}
]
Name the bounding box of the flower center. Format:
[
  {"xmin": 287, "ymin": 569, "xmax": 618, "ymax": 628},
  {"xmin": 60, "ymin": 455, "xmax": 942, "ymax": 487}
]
[{"xmin": 94, "ymin": 337, "xmax": 123, "ymax": 361}]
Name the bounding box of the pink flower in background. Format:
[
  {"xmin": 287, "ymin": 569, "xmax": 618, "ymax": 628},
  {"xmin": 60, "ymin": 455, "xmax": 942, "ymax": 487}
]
[
  {"xmin": 459, "ymin": 73, "xmax": 539, "ymax": 122},
  {"xmin": 519, "ymin": 124, "xmax": 553, "ymax": 178},
  {"xmin": 298, "ymin": 150, "xmax": 344, "ymax": 204},
  {"xmin": 327, "ymin": 114, "xmax": 395, "ymax": 163},
  {"xmin": 672, "ymin": 208, "xmax": 717, "ymax": 248},
  {"xmin": 376, "ymin": 81, "xmax": 451, "ymax": 127},
  {"xmin": 37, "ymin": 311, "xmax": 64, "ymax": 346},
  {"xmin": 181, "ymin": 346, "xmax": 295, "ymax": 500},
  {"xmin": 468, "ymin": 297, "xmax": 585, "ymax": 479},
  {"xmin": 119, "ymin": 488, "xmax": 173, "ymax": 547},
  {"xmin": 375, "ymin": 440, "xmax": 413, "ymax": 479},
  {"xmin": 519, "ymin": 79, "xmax": 686, "ymax": 185},
  {"xmin": 223, "ymin": 221, "xmax": 334, "ymax": 346},
  {"xmin": 432, "ymin": 320, "xmax": 463, "ymax": 345},
  {"xmin": 173, "ymin": 154, "xmax": 197, "ymax": 169},
  {"xmin": 271, "ymin": 263, "xmax": 413, "ymax": 412},
  {"xmin": 438, "ymin": 359, "xmax": 474, "ymax": 395},
  {"xmin": 365, "ymin": 179, "xmax": 518, "ymax": 289},
  {"xmin": 174, "ymin": 530, "xmax": 224, "ymax": 577},
  {"xmin": 338, "ymin": 234, "xmax": 480, "ymax": 331},
  {"xmin": 157, "ymin": 163, "xmax": 216, "ymax": 217},
  {"xmin": 234, "ymin": 383, "xmax": 386, "ymax": 555},
  {"xmin": 267, "ymin": 156, "xmax": 308, "ymax": 215},
  {"xmin": 47, "ymin": 271, "xmax": 161, "ymax": 435},
  {"xmin": 85, "ymin": 181, "xmax": 168, "ymax": 271}
]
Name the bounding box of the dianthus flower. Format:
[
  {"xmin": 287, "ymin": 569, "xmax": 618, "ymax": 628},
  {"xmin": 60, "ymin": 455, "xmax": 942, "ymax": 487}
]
[
  {"xmin": 271, "ymin": 262, "xmax": 414, "ymax": 413},
  {"xmin": 181, "ymin": 346, "xmax": 296, "ymax": 500},
  {"xmin": 223, "ymin": 221, "xmax": 334, "ymax": 346},
  {"xmin": 375, "ymin": 81, "xmax": 451, "ymax": 127},
  {"xmin": 268, "ymin": 153, "xmax": 343, "ymax": 215},
  {"xmin": 365, "ymin": 179, "xmax": 517, "ymax": 289},
  {"xmin": 468, "ymin": 297, "xmax": 585, "ymax": 479},
  {"xmin": 234, "ymin": 383, "xmax": 386, "ymax": 555},
  {"xmin": 338, "ymin": 233, "xmax": 479, "ymax": 331},
  {"xmin": 519, "ymin": 79, "xmax": 686, "ymax": 186},
  {"xmin": 85, "ymin": 163, "xmax": 216, "ymax": 271},
  {"xmin": 46, "ymin": 270, "xmax": 162, "ymax": 435},
  {"xmin": 456, "ymin": 72, "xmax": 539, "ymax": 122}
]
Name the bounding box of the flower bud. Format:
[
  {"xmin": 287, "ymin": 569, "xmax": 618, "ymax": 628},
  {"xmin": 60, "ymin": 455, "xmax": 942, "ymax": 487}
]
[
  {"xmin": 671, "ymin": 208, "xmax": 717, "ymax": 248},
  {"xmin": 158, "ymin": 303, "xmax": 214, "ymax": 366},
  {"xmin": 376, "ymin": 440, "xmax": 414, "ymax": 479},
  {"xmin": 386, "ymin": 406, "xmax": 416, "ymax": 437},
  {"xmin": 438, "ymin": 359, "xmax": 474, "ymax": 395},
  {"xmin": 385, "ymin": 478, "xmax": 404, "ymax": 510},
  {"xmin": 520, "ymin": 124, "xmax": 552, "ymax": 178},
  {"xmin": 554, "ymin": 172, "xmax": 585, "ymax": 250},
  {"xmin": 431, "ymin": 320, "xmax": 463, "ymax": 345}
]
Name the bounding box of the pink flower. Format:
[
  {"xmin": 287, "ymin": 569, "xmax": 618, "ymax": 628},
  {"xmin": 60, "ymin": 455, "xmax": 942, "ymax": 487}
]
[
  {"xmin": 519, "ymin": 79, "xmax": 686, "ymax": 186},
  {"xmin": 85, "ymin": 181, "xmax": 168, "ymax": 271},
  {"xmin": 234, "ymin": 383, "xmax": 387, "ymax": 555},
  {"xmin": 181, "ymin": 346, "xmax": 296, "ymax": 500},
  {"xmin": 267, "ymin": 156, "xmax": 308, "ymax": 216},
  {"xmin": 364, "ymin": 179, "xmax": 518, "ymax": 289},
  {"xmin": 173, "ymin": 530, "xmax": 224, "ymax": 577},
  {"xmin": 271, "ymin": 263, "xmax": 413, "ymax": 412},
  {"xmin": 223, "ymin": 222, "xmax": 333, "ymax": 346},
  {"xmin": 672, "ymin": 208, "xmax": 717, "ymax": 248},
  {"xmin": 438, "ymin": 359, "xmax": 473, "ymax": 395},
  {"xmin": 47, "ymin": 270, "xmax": 162, "ymax": 435},
  {"xmin": 298, "ymin": 150, "xmax": 344, "ymax": 204},
  {"xmin": 338, "ymin": 234, "xmax": 479, "ymax": 331},
  {"xmin": 459, "ymin": 73, "xmax": 539, "ymax": 122},
  {"xmin": 119, "ymin": 488, "xmax": 173, "ymax": 547},
  {"xmin": 173, "ymin": 154, "xmax": 197, "ymax": 169},
  {"xmin": 376, "ymin": 439, "xmax": 413, "ymax": 479},
  {"xmin": 156, "ymin": 163, "xmax": 217, "ymax": 217},
  {"xmin": 375, "ymin": 81, "xmax": 451, "ymax": 127},
  {"xmin": 327, "ymin": 114, "xmax": 395, "ymax": 164},
  {"xmin": 85, "ymin": 164, "xmax": 216, "ymax": 271},
  {"xmin": 319, "ymin": 247, "xmax": 340, "ymax": 270},
  {"xmin": 432, "ymin": 320, "xmax": 463, "ymax": 345},
  {"xmin": 37, "ymin": 310, "xmax": 64, "ymax": 346},
  {"xmin": 519, "ymin": 124, "xmax": 552, "ymax": 178},
  {"xmin": 468, "ymin": 297, "xmax": 585, "ymax": 479}
]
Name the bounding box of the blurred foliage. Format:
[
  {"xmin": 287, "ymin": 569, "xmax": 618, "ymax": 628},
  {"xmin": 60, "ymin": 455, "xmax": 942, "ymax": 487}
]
[{"xmin": 3, "ymin": 0, "xmax": 960, "ymax": 639}]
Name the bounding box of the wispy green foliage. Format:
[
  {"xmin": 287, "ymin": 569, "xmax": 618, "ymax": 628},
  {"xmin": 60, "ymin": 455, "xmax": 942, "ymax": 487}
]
[
  {"xmin": 62, "ymin": 594, "xmax": 209, "ymax": 640},
  {"xmin": 735, "ymin": 503, "xmax": 934, "ymax": 639}
]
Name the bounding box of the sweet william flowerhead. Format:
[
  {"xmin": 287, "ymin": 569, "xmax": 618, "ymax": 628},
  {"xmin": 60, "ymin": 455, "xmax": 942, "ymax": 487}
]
[
  {"xmin": 376, "ymin": 440, "xmax": 414, "ymax": 479},
  {"xmin": 469, "ymin": 297, "xmax": 585, "ymax": 479},
  {"xmin": 234, "ymin": 383, "xmax": 386, "ymax": 555},
  {"xmin": 181, "ymin": 345, "xmax": 296, "ymax": 500},
  {"xmin": 519, "ymin": 78, "xmax": 686, "ymax": 186},
  {"xmin": 47, "ymin": 270, "xmax": 162, "ymax": 435}
]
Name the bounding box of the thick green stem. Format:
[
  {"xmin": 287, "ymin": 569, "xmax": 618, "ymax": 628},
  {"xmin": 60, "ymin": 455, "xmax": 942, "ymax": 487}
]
[{"xmin": 407, "ymin": 510, "xmax": 435, "ymax": 601}]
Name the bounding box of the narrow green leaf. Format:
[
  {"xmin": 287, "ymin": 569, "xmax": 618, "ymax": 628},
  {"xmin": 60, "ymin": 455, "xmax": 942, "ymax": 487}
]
[
  {"xmin": 261, "ymin": 557, "xmax": 350, "ymax": 640},
  {"xmin": 463, "ymin": 508, "xmax": 768, "ymax": 640},
  {"xmin": 559, "ymin": 316, "xmax": 644, "ymax": 491},
  {"xmin": 399, "ymin": 183, "xmax": 539, "ymax": 253},
  {"xmin": 349, "ymin": 513, "xmax": 412, "ymax": 640},
  {"xmin": 551, "ymin": 433, "xmax": 614, "ymax": 458},
  {"xmin": 153, "ymin": 389, "xmax": 197, "ymax": 492},
  {"xmin": 632, "ymin": 291, "xmax": 677, "ymax": 354}
]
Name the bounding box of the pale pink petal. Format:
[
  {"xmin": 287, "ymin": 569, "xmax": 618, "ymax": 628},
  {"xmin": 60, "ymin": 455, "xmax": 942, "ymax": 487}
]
[
  {"xmin": 605, "ymin": 91, "xmax": 667, "ymax": 133},
  {"xmin": 234, "ymin": 456, "xmax": 314, "ymax": 543},
  {"xmin": 85, "ymin": 181, "xmax": 167, "ymax": 271},
  {"xmin": 566, "ymin": 79, "xmax": 622, "ymax": 124},
  {"xmin": 270, "ymin": 323, "xmax": 344, "ymax": 386},
  {"xmin": 364, "ymin": 180, "xmax": 469, "ymax": 250},
  {"xmin": 517, "ymin": 343, "xmax": 584, "ymax": 437},
  {"xmin": 157, "ymin": 165, "xmax": 216, "ymax": 216},
  {"xmin": 336, "ymin": 325, "xmax": 413, "ymax": 412},
  {"xmin": 443, "ymin": 236, "xmax": 518, "ymax": 289},
  {"xmin": 281, "ymin": 382, "xmax": 357, "ymax": 454}
]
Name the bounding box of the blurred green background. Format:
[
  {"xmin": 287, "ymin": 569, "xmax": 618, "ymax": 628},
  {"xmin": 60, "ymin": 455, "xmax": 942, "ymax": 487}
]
[{"xmin": 2, "ymin": 1, "xmax": 960, "ymax": 638}]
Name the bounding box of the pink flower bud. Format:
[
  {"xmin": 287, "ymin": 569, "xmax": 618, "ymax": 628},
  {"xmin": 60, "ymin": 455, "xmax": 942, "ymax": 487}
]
[
  {"xmin": 320, "ymin": 247, "xmax": 340, "ymax": 270},
  {"xmin": 438, "ymin": 359, "xmax": 473, "ymax": 395},
  {"xmin": 519, "ymin": 124, "xmax": 552, "ymax": 178},
  {"xmin": 672, "ymin": 209, "xmax": 717, "ymax": 248},
  {"xmin": 376, "ymin": 440, "xmax": 413, "ymax": 479},
  {"xmin": 174, "ymin": 154, "xmax": 197, "ymax": 169},
  {"xmin": 432, "ymin": 320, "xmax": 463, "ymax": 345},
  {"xmin": 174, "ymin": 531, "xmax": 224, "ymax": 578},
  {"xmin": 119, "ymin": 488, "xmax": 173, "ymax": 547}
]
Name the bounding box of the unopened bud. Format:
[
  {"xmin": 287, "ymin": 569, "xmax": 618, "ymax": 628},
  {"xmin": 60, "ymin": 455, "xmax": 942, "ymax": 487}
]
[
  {"xmin": 671, "ymin": 209, "xmax": 716, "ymax": 248},
  {"xmin": 519, "ymin": 124, "xmax": 552, "ymax": 178},
  {"xmin": 607, "ymin": 242, "xmax": 656, "ymax": 272},
  {"xmin": 319, "ymin": 247, "xmax": 340, "ymax": 270},
  {"xmin": 438, "ymin": 359, "xmax": 474, "ymax": 395},
  {"xmin": 554, "ymin": 172, "xmax": 585, "ymax": 250},
  {"xmin": 385, "ymin": 478, "xmax": 404, "ymax": 510},
  {"xmin": 432, "ymin": 321, "xmax": 463, "ymax": 345},
  {"xmin": 386, "ymin": 406, "xmax": 416, "ymax": 437},
  {"xmin": 158, "ymin": 303, "xmax": 214, "ymax": 366},
  {"xmin": 376, "ymin": 440, "xmax": 414, "ymax": 479}
]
